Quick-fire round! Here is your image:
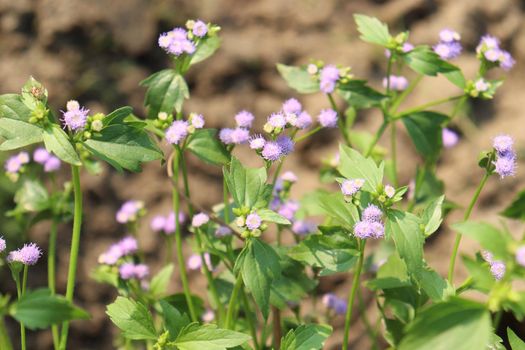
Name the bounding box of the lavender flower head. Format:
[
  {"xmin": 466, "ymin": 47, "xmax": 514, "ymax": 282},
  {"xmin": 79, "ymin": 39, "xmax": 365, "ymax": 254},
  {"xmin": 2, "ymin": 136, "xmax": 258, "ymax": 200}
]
[
  {"xmin": 362, "ymin": 204, "xmax": 383, "ymax": 222},
  {"xmin": 474, "ymin": 79, "xmax": 490, "ymax": 93},
  {"xmin": 249, "ymin": 134, "xmax": 266, "ymax": 150},
  {"xmin": 150, "ymin": 215, "xmax": 167, "ymax": 232},
  {"xmin": 278, "ymin": 200, "xmax": 300, "ymax": 221},
  {"xmin": 190, "ymin": 114, "xmax": 205, "ymax": 129},
  {"xmin": 490, "ymin": 260, "xmax": 506, "ymax": 281},
  {"xmin": 164, "ymin": 211, "xmax": 186, "ymax": 235},
  {"xmin": 494, "ymin": 156, "xmax": 517, "ymax": 178},
  {"xmin": 281, "ymin": 171, "xmax": 298, "ymax": 183},
  {"xmin": 353, "ymin": 220, "xmax": 385, "ymax": 239},
  {"xmin": 292, "ymin": 220, "xmax": 317, "ymax": 236},
  {"xmin": 493, "ymin": 135, "xmax": 514, "ymax": 156},
  {"xmin": 319, "ymin": 65, "xmax": 340, "ymax": 94},
  {"xmin": 62, "ymin": 100, "xmax": 89, "ymax": 131},
  {"xmin": 0, "ymin": 236, "xmax": 6, "ymax": 253},
  {"xmin": 235, "ymin": 110, "xmax": 255, "ymax": 128},
  {"xmin": 383, "ymin": 75, "xmax": 409, "ymax": 91},
  {"xmin": 433, "ymin": 42, "xmax": 462, "ymax": 60},
  {"xmin": 267, "ymin": 113, "xmax": 286, "ymax": 129},
  {"xmin": 341, "ymin": 179, "xmax": 365, "ymax": 196},
  {"xmin": 192, "ymin": 213, "xmax": 210, "ymax": 227},
  {"xmin": 8, "ymin": 243, "xmax": 42, "ymax": 266},
  {"xmin": 119, "ymin": 263, "xmax": 136, "ymax": 280},
  {"xmin": 384, "ymin": 185, "xmax": 396, "ymax": 198},
  {"xmin": 187, "ymin": 253, "xmax": 213, "ymax": 271},
  {"xmin": 159, "ymin": 28, "xmax": 195, "ymax": 56},
  {"xmin": 322, "ymin": 293, "xmax": 347, "ymax": 315},
  {"xmin": 276, "ymin": 135, "xmax": 294, "ymax": 156},
  {"xmin": 246, "ymin": 213, "xmax": 262, "ymax": 230},
  {"xmin": 476, "ymin": 35, "xmax": 515, "ymax": 71},
  {"xmin": 98, "ymin": 244, "xmax": 124, "ymax": 265},
  {"xmin": 261, "ymin": 141, "xmax": 282, "ymax": 161},
  {"xmin": 295, "ymin": 111, "xmax": 313, "ymax": 129},
  {"xmin": 282, "ymin": 98, "xmax": 302, "ymax": 115},
  {"xmin": 134, "ymin": 264, "xmax": 150, "ymax": 280},
  {"xmin": 116, "ymin": 200, "xmax": 144, "ymax": 224},
  {"xmin": 439, "ymin": 29, "xmax": 461, "ymax": 43},
  {"xmin": 492, "ymin": 134, "xmax": 517, "ymax": 179},
  {"xmin": 318, "ymin": 108, "xmax": 338, "ymax": 128},
  {"xmin": 5, "ymin": 152, "xmax": 30, "ymax": 174},
  {"xmin": 202, "ymin": 309, "xmax": 215, "ymax": 323},
  {"xmin": 516, "ymin": 246, "xmax": 525, "ymax": 267},
  {"xmin": 442, "ymin": 128, "xmax": 459, "ymax": 148},
  {"xmin": 192, "ymin": 20, "xmax": 208, "ymax": 37},
  {"xmin": 119, "ymin": 236, "xmax": 138, "ymax": 255},
  {"xmin": 165, "ymin": 120, "xmax": 189, "ymax": 145},
  {"xmin": 215, "ymin": 226, "xmax": 232, "ymax": 237},
  {"xmin": 219, "ymin": 128, "xmax": 234, "ymax": 144},
  {"xmin": 230, "ymin": 127, "xmax": 250, "ymax": 144},
  {"xmin": 33, "ymin": 148, "xmax": 50, "ymax": 164}
]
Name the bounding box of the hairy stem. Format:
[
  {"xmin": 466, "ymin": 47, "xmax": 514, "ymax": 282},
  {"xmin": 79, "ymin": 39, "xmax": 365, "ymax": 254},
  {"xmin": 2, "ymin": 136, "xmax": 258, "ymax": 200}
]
[
  {"xmin": 448, "ymin": 172, "xmax": 490, "ymax": 284},
  {"xmin": 59, "ymin": 165, "xmax": 83, "ymax": 350},
  {"xmin": 342, "ymin": 239, "xmax": 366, "ymax": 350}
]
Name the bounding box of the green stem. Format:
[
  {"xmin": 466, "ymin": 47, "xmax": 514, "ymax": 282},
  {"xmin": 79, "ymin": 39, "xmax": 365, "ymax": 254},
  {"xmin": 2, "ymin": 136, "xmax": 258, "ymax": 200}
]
[
  {"xmin": 390, "ymin": 121, "xmax": 399, "ymax": 187},
  {"xmin": 365, "ymin": 121, "xmax": 388, "ymax": 157},
  {"xmin": 18, "ymin": 265, "xmax": 28, "ymax": 350},
  {"xmin": 178, "ymin": 148, "xmax": 194, "ymax": 216},
  {"xmin": 48, "ymin": 219, "xmax": 60, "ymax": 350},
  {"xmin": 0, "ymin": 317, "xmax": 13, "ymax": 350},
  {"xmin": 59, "ymin": 165, "xmax": 83, "ymax": 350},
  {"xmin": 393, "ymin": 95, "xmax": 464, "ymax": 120},
  {"xmin": 448, "ymin": 172, "xmax": 490, "ymax": 284},
  {"xmin": 342, "ymin": 239, "xmax": 366, "ymax": 350},
  {"xmin": 225, "ymin": 273, "xmax": 244, "ymax": 329},
  {"xmin": 328, "ymin": 93, "xmax": 351, "ymax": 146},
  {"xmin": 172, "ymin": 151, "xmax": 198, "ymax": 322},
  {"xmin": 241, "ymin": 289, "xmax": 260, "ymax": 350},
  {"xmin": 293, "ymin": 126, "xmax": 322, "ymax": 143},
  {"xmin": 357, "ymin": 288, "xmax": 379, "ymax": 350},
  {"xmin": 272, "ymin": 306, "xmax": 282, "ymax": 350},
  {"xmin": 493, "ymin": 310, "xmax": 503, "ymax": 330},
  {"xmin": 389, "ymin": 74, "xmax": 423, "ymax": 114}
]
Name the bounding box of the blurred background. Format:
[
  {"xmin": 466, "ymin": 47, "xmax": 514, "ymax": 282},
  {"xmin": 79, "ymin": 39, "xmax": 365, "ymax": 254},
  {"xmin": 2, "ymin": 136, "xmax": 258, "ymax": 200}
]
[{"xmin": 0, "ymin": 0, "xmax": 524, "ymax": 349}]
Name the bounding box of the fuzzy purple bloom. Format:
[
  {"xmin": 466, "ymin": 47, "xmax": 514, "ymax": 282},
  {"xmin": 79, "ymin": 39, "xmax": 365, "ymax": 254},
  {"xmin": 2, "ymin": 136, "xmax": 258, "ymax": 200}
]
[
  {"xmin": 276, "ymin": 135, "xmax": 294, "ymax": 155},
  {"xmin": 493, "ymin": 155, "xmax": 517, "ymax": 179},
  {"xmin": 116, "ymin": 200, "xmax": 144, "ymax": 224},
  {"xmin": 165, "ymin": 120, "xmax": 189, "ymax": 145},
  {"xmin": 281, "ymin": 171, "xmax": 298, "ymax": 183},
  {"xmin": 202, "ymin": 309, "xmax": 215, "ymax": 323},
  {"xmin": 490, "ymin": 260, "xmax": 506, "ymax": 280},
  {"xmin": 8, "ymin": 243, "xmax": 42, "ymax": 265},
  {"xmin": 439, "ymin": 29, "xmax": 461, "ymax": 43},
  {"xmin": 278, "ymin": 200, "xmax": 300, "ymax": 221},
  {"xmin": 33, "ymin": 148, "xmax": 51, "ymax": 164},
  {"xmin": 282, "ymin": 98, "xmax": 302, "ymax": 115},
  {"xmin": 234, "ymin": 110, "xmax": 255, "ymax": 128},
  {"xmin": 246, "ymin": 213, "xmax": 262, "ymax": 230},
  {"xmin": 5, "ymin": 153, "xmax": 27, "ymax": 174},
  {"xmin": 119, "ymin": 236, "xmax": 138, "ymax": 255},
  {"xmin": 187, "ymin": 253, "xmax": 213, "ymax": 271},
  {"xmin": 261, "ymin": 141, "xmax": 282, "ymax": 161},
  {"xmin": 219, "ymin": 128, "xmax": 234, "ymax": 144},
  {"xmin": 383, "ymin": 75, "xmax": 409, "ymax": 91},
  {"xmin": 192, "ymin": 213, "xmax": 210, "ymax": 227},
  {"xmin": 500, "ymin": 51, "xmax": 515, "ymax": 71},
  {"xmin": 134, "ymin": 264, "xmax": 150, "ymax": 279},
  {"xmin": 318, "ymin": 108, "xmax": 338, "ymax": 128},
  {"xmin": 442, "ymin": 128, "xmax": 459, "ymax": 148},
  {"xmin": 0, "ymin": 237, "xmax": 5, "ymax": 253},
  {"xmin": 433, "ymin": 41, "xmax": 462, "ymax": 60},
  {"xmin": 230, "ymin": 127, "xmax": 250, "ymax": 144},
  {"xmin": 159, "ymin": 28, "xmax": 196, "ymax": 56},
  {"xmin": 98, "ymin": 244, "xmax": 123, "ymax": 265},
  {"xmin": 295, "ymin": 111, "xmax": 313, "ymax": 129},
  {"xmin": 192, "ymin": 20, "xmax": 208, "ymax": 37},
  {"xmin": 493, "ymin": 135, "xmax": 514, "ymax": 156},
  {"xmin": 164, "ymin": 211, "xmax": 186, "ymax": 235},
  {"xmin": 319, "ymin": 65, "xmax": 340, "ymax": 94},
  {"xmin": 119, "ymin": 263, "xmax": 136, "ymax": 280},
  {"xmin": 354, "ymin": 220, "xmax": 384, "ymax": 239},
  {"xmin": 44, "ymin": 156, "xmax": 61, "ymax": 172},
  {"xmin": 62, "ymin": 101, "xmax": 89, "ymax": 131},
  {"xmin": 150, "ymin": 215, "xmax": 167, "ymax": 232},
  {"xmin": 362, "ymin": 204, "xmax": 383, "ymax": 223},
  {"xmin": 267, "ymin": 113, "xmax": 286, "ymax": 129},
  {"xmin": 292, "ymin": 220, "xmax": 317, "ymax": 235},
  {"xmin": 190, "ymin": 114, "xmax": 205, "ymax": 129},
  {"xmin": 215, "ymin": 226, "xmax": 232, "ymax": 237},
  {"xmin": 474, "ymin": 79, "xmax": 490, "ymax": 92},
  {"xmin": 516, "ymin": 246, "xmax": 525, "ymax": 267},
  {"xmin": 340, "ymin": 179, "xmax": 365, "ymax": 196},
  {"xmin": 249, "ymin": 134, "xmax": 266, "ymax": 150}
]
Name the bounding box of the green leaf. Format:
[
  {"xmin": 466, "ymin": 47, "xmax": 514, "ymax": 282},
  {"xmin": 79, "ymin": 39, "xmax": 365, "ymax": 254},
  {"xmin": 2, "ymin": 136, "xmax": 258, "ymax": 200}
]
[
  {"xmin": 280, "ymin": 324, "xmax": 333, "ymax": 350},
  {"xmin": 414, "ymin": 166, "xmax": 444, "ymax": 204},
  {"xmin": 141, "ymin": 69, "xmax": 189, "ymax": 118},
  {"xmin": 42, "ymin": 125, "xmax": 81, "ymax": 165},
  {"xmin": 172, "ymin": 323, "xmax": 251, "ymax": 350},
  {"xmin": 452, "ymin": 221, "xmax": 508, "ymax": 258},
  {"xmin": 276, "ymin": 64, "xmax": 320, "ymax": 94},
  {"xmin": 288, "ymin": 231, "xmax": 358, "ymax": 276},
  {"xmin": 508, "ymin": 328, "xmax": 525, "ymax": 350},
  {"xmin": 462, "ymin": 256, "xmax": 494, "ymax": 292},
  {"xmin": 0, "ymin": 94, "xmax": 32, "ymax": 121},
  {"xmin": 106, "ymin": 297, "xmax": 157, "ymax": 340},
  {"xmin": 257, "ymin": 208, "xmax": 290, "ymax": 225},
  {"xmin": 241, "ymin": 238, "xmax": 281, "ymax": 319},
  {"xmin": 402, "ymin": 111, "xmax": 448, "ymax": 163},
  {"xmin": 338, "ymin": 144, "xmax": 383, "ymax": 193},
  {"xmin": 417, "ymin": 267, "xmax": 454, "ymax": 302},
  {"xmin": 83, "ymin": 124, "xmax": 162, "ymax": 172},
  {"xmin": 367, "ymin": 253, "xmax": 411, "ymax": 290},
  {"xmin": 337, "ymin": 80, "xmax": 388, "ymax": 108},
  {"xmin": 403, "ymin": 47, "xmax": 461, "ymax": 76},
  {"xmin": 353, "ymin": 14, "xmax": 391, "ymax": 46},
  {"xmin": 186, "ymin": 129, "xmax": 230, "ymax": 166},
  {"xmin": 103, "ymin": 106, "xmax": 134, "ymax": 126},
  {"xmin": 13, "ymin": 180, "xmax": 49, "ymax": 213},
  {"xmin": 0, "ymin": 118, "xmax": 43, "ymax": 151},
  {"xmin": 398, "ymin": 298, "xmax": 491, "ymax": 350},
  {"xmin": 316, "ymin": 192, "xmax": 359, "ymax": 227},
  {"xmin": 10, "ymin": 288, "xmax": 89, "ymax": 330},
  {"xmin": 190, "ymin": 36, "xmax": 221, "ymax": 66},
  {"xmin": 163, "ymin": 294, "xmax": 205, "ymax": 320},
  {"xmin": 386, "ymin": 210, "xmax": 424, "ymax": 276},
  {"xmin": 443, "ymin": 70, "xmax": 466, "ymax": 89},
  {"xmin": 421, "ymin": 195, "xmax": 444, "ymax": 236},
  {"xmin": 501, "ymin": 190, "xmax": 525, "ymax": 221},
  {"xmin": 159, "ymin": 300, "xmax": 190, "ymax": 340},
  {"xmin": 149, "ymin": 264, "xmax": 174, "ymax": 298},
  {"xmin": 223, "ymin": 157, "xmax": 269, "ymax": 209},
  {"xmin": 270, "ymin": 257, "xmax": 317, "ymax": 309}
]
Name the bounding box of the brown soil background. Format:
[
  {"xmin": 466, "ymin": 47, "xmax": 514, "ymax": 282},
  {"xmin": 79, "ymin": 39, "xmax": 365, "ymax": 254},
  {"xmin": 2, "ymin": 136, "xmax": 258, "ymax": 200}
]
[{"xmin": 0, "ymin": 0, "xmax": 524, "ymax": 349}]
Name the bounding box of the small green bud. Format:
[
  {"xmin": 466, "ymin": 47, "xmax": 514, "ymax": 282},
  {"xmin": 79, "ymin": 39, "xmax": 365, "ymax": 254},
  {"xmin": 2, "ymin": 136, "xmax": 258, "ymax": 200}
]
[
  {"xmin": 83, "ymin": 131, "xmax": 92, "ymax": 139},
  {"xmin": 263, "ymin": 123, "xmax": 274, "ymax": 134},
  {"xmin": 235, "ymin": 216, "xmax": 245, "ymax": 227},
  {"xmin": 251, "ymin": 229, "xmax": 262, "ymax": 237},
  {"xmin": 93, "ymin": 112, "xmax": 105, "ymax": 121},
  {"xmin": 91, "ymin": 120, "xmax": 103, "ymax": 132},
  {"xmin": 158, "ymin": 112, "xmax": 168, "ymax": 121}
]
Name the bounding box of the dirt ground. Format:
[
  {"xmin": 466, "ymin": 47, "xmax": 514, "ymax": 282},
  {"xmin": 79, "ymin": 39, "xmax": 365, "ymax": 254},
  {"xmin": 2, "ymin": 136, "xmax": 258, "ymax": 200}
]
[{"xmin": 0, "ymin": 0, "xmax": 524, "ymax": 349}]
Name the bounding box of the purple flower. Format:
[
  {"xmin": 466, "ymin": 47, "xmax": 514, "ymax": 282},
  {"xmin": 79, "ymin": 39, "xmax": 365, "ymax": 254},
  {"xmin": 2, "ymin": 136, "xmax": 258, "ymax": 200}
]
[
  {"xmin": 230, "ymin": 127, "xmax": 250, "ymax": 144},
  {"xmin": 477, "ymin": 35, "xmax": 500, "ymax": 52},
  {"xmin": 500, "ymin": 51, "xmax": 515, "ymax": 71},
  {"xmin": 484, "ymin": 48, "xmax": 501, "ymax": 62},
  {"xmin": 44, "ymin": 156, "xmax": 61, "ymax": 172},
  {"xmin": 119, "ymin": 263, "xmax": 136, "ymax": 280},
  {"xmin": 383, "ymin": 75, "xmax": 409, "ymax": 91},
  {"xmin": 354, "ymin": 220, "xmax": 384, "ymax": 239},
  {"xmin": 442, "ymin": 128, "xmax": 459, "ymax": 148},
  {"xmin": 340, "ymin": 179, "xmax": 365, "ymax": 196},
  {"xmin": 234, "ymin": 110, "xmax": 255, "ymax": 128},
  {"xmin": 134, "ymin": 264, "xmax": 150, "ymax": 279},
  {"xmin": 267, "ymin": 113, "xmax": 286, "ymax": 129},
  {"xmin": 8, "ymin": 243, "xmax": 42, "ymax": 266},
  {"xmin": 33, "ymin": 148, "xmax": 50, "ymax": 164},
  {"xmin": 159, "ymin": 28, "xmax": 196, "ymax": 56},
  {"xmin": 490, "ymin": 260, "xmax": 506, "ymax": 280},
  {"xmin": 384, "ymin": 185, "xmax": 395, "ymax": 198},
  {"xmin": 292, "ymin": 220, "xmax": 317, "ymax": 235},
  {"xmin": 0, "ymin": 237, "xmax": 6, "ymax": 253},
  {"xmin": 433, "ymin": 41, "xmax": 462, "ymax": 60},
  {"xmin": 493, "ymin": 135, "xmax": 514, "ymax": 156},
  {"xmin": 261, "ymin": 141, "xmax": 282, "ymax": 161},
  {"xmin": 5, "ymin": 154, "xmax": 24, "ymax": 174},
  {"xmin": 187, "ymin": 253, "xmax": 213, "ymax": 271},
  {"xmin": 246, "ymin": 213, "xmax": 262, "ymax": 230},
  {"xmin": 215, "ymin": 226, "xmax": 232, "ymax": 237},
  {"xmin": 278, "ymin": 200, "xmax": 300, "ymax": 221},
  {"xmin": 192, "ymin": 213, "xmax": 210, "ymax": 227},
  {"xmin": 276, "ymin": 135, "xmax": 294, "ymax": 155},
  {"xmin": 190, "ymin": 114, "xmax": 205, "ymax": 129},
  {"xmin": 219, "ymin": 128, "xmax": 234, "ymax": 144},
  {"xmin": 192, "ymin": 20, "xmax": 208, "ymax": 37},
  {"xmin": 202, "ymin": 309, "xmax": 215, "ymax": 322},
  {"xmin": 249, "ymin": 134, "xmax": 266, "ymax": 150},
  {"xmin": 150, "ymin": 215, "xmax": 167, "ymax": 232},
  {"xmin": 362, "ymin": 204, "xmax": 382, "ymax": 223},
  {"xmin": 319, "ymin": 65, "xmax": 340, "ymax": 94},
  {"xmin": 516, "ymin": 246, "xmax": 525, "ymax": 267},
  {"xmin": 98, "ymin": 244, "xmax": 123, "ymax": 265},
  {"xmin": 318, "ymin": 109, "xmax": 338, "ymax": 128},
  {"xmin": 282, "ymin": 98, "xmax": 302, "ymax": 115},
  {"xmin": 295, "ymin": 111, "xmax": 312, "ymax": 129},
  {"xmin": 474, "ymin": 79, "xmax": 490, "ymax": 93},
  {"xmin": 333, "ymin": 298, "xmax": 348, "ymax": 315},
  {"xmin": 116, "ymin": 200, "xmax": 144, "ymax": 224},
  {"xmin": 493, "ymin": 155, "xmax": 517, "ymax": 179},
  {"xmin": 281, "ymin": 171, "xmax": 298, "ymax": 183},
  {"xmin": 439, "ymin": 29, "xmax": 461, "ymax": 43},
  {"xmin": 322, "ymin": 293, "xmax": 336, "ymax": 308},
  {"xmin": 165, "ymin": 120, "xmax": 189, "ymax": 145},
  {"xmin": 164, "ymin": 211, "xmax": 186, "ymax": 235},
  {"xmin": 118, "ymin": 236, "xmax": 138, "ymax": 255},
  {"xmin": 481, "ymin": 250, "xmax": 494, "ymax": 263},
  {"xmin": 62, "ymin": 100, "xmax": 89, "ymax": 131}
]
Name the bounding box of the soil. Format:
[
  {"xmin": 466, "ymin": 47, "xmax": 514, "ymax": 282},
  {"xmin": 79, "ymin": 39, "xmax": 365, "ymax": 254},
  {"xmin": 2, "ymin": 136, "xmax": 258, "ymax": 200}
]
[{"xmin": 0, "ymin": 0, "xmax": 524, "ymax": 349}]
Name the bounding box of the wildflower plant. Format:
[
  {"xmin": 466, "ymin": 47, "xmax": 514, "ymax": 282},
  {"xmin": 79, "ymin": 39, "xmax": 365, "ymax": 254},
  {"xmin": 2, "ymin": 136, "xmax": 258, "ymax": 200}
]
[{"xmin": 0, "ymin": 13, "xmax": 524, "ymax": 350}]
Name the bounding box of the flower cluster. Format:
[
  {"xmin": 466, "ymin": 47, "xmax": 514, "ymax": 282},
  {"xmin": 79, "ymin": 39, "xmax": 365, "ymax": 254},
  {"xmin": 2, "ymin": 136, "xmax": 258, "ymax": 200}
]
[
  {"xmin": 0, "ymin": 236, "xmax": 5, "ymax": 253},
  {"xmin": 442, "ymin": 128, "xmax": 459, "ymax": 149},
  {"xmin": 62, "ymin": 100, "xmax": 89, "ymax": 131},
  {"xmin": 433, "ymin": 29, "xmax": 462, "ymax": 60},
  {"xmin": 119, "ymin": 262, "xmax": 149, "ymax": 281},
  {"xmin": 481, "ymin": 250, "xmax": 506, "ymax": 281},
  {"xmin": 220, "ymin": 110, "xmax": 253, "ymax": 145},
  {"xmin": 7, "ymin": 242, "xmax": 42, "ymax": 266},
  {"xmin": 322, "ymin": 293, "xmax": 347, "ymax": 315},
  {"xmin": 353, "ymin": 204, "xmax": 385, "ymax": 239},
  {"xmin": 165, "ymin": 113, "xmax": 205, "ymax": 145},
  {"xmin": 187, "ymin": 253, "xmax": 213, "ymax": 271},
  {"xmin": 33, "ymin": 147, "xmax": 61, "ymax": 172},
  {"xmin": 191, "ymin": 212, "xmax": 210, "ymax": 228},
  {"xmin": 4, "ymin": 151, "xmax": 30, "ymax": 181},
  {"xmin": 98, "ymin": 236, "xmax": 138, "ymax": 265},
  {"xmin": 476, "ymin": 35, "xmax": 515, "ymax": 71},
  {"xmin": 492, "ymin": 134, "xmax": 517, "ymax": 179},
  {"xmin": 516, "ymin": 246, "xmax": 525, "ymax": 268},
  {"xmin": 340, "ymin": 178, "xmax": 365, "ymax": 197},
  {"xmin": 116, "ymin": 200, "xmax": 145, "ymax": 224},
  {"xmin": 150, "ymin": 211, "xmax": 186, "ymax": 235},
  {"xmin": 385, "ymin": 42, "xmax": 414, "ymax": 58},
  {"xmin": 382, "ymin": 75, "xmax": 408, "ymax": 91},
  {"xmin": 158, "ymin": 20, "xmax": 213, "ymax": 57}
]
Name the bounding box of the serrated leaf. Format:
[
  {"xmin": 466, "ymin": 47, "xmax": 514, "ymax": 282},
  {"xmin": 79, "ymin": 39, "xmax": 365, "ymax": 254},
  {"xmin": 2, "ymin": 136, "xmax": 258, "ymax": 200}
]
[
  {"xmin": 103, "ymin": 106, "xmax": 133, "ymax": 126},
  {"xmin": 403, "ymin": 47, "xmax": 461, "ymax": 76},
  {"xmin": 14, "ymin": 180, "xmax": 49, "ymax": 213},
  {"xmin": 316, "ymin": 192, "xmax": 360, "ymax": 227},
  {"xmin": 223, "ymin": 157, "xmax": 269, "ymax": 209},
  {"xmin": 141, "ymin": 69, "xmax": 189, "ymax": 118},
  {"xmin": 257, "ymin": 208, "xmax": 290, "ymax": 225},
  {"xmin": 0, "ymin": 118, "xmax": 43, "ymax": 151},
  {"xmin": 42, "ymin": 125, "xmax": 81, "ymax": 165},
  {"xmin": 160, "ymin": 300, "xmax": 190, "ymax": 340},
  {"xmin": 386, "ymin": 210, "xmax": 424, "ymax": 276},
  {"xmin": 452, "ymin": 221, "xmax": 509, "ymax": 258},
  {"xmin": 0, "ymin": 94, "xmax": 32, "ymax": 121},
  {"xmin": 353, "ymin": 14, "xmax": 391, "ymax": 46},
  {"xmin": 501, "ymin": 190, "xmax": 525, "ymax": 221},
  {"xmin": 367, "ymin": 253, "xmax": 411, "ymax": 290},
  {"xmin": 172, "ymin": 323, "xmax": 251, "ymax": 350},
  {"xmin": 338, "ymin": 144, "xmax": 383, "ymax": 193},
  {"xmin": 276, "ymin": 64, "xmax": 320, "ymax": 94},
  {"xmin": 10, "ymin": 288, "xmax": 89, "ymax": 330},
  {"xmin": 280, "ymin": 324, "xmax": 333, "ymax": 350},
  {"xmin": 150, "ymin": 264, "xmax": 174, "ymax": 298},
  {"xmin": 508, "ymin": 328, "xmax": 525, "ymax": 350},
  {"xmin": 421, "ymin": 195, "xmax": 444, "ymax": 236},
  {"xmin": 190, "ymin": 36, "xmax": 221, "ymax": 65},
  {"xmin": 186, "ymin": 129, "xmax": 230, "ymax": 166},
  {"xmin": 402, "ymin": 111, "xmax": 448, "ymax": 163},
  {"xmin": 106, "ymin": 297, "xmax": 157, "ymax": 340},
  {"xmin": 337, "ymin": 79, "xmax": 387, "ymax": 109}
]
